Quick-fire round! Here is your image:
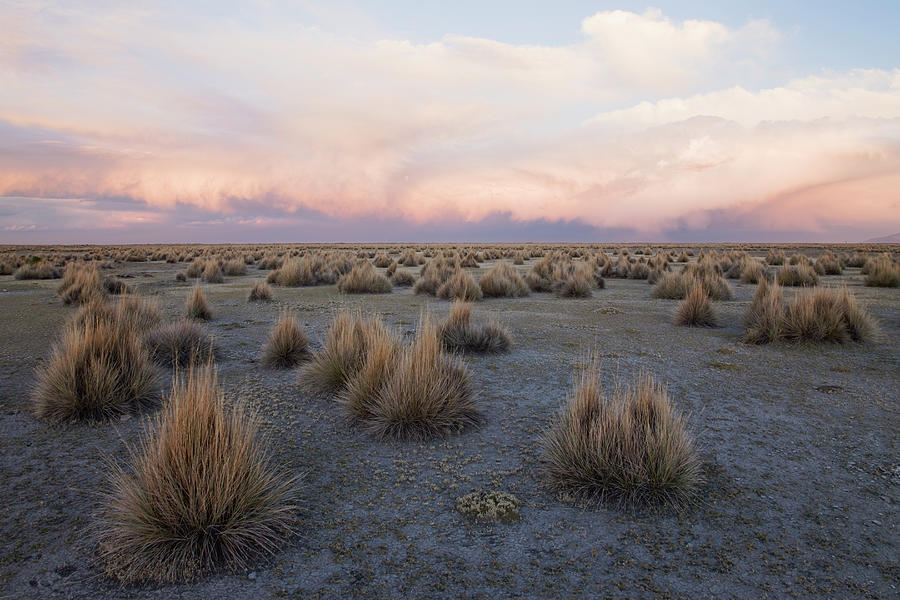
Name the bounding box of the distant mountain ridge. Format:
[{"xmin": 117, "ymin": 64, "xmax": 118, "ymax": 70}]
[{"xmin": 864, "ymin": 232, "xmax": 900, "ymax": 243}]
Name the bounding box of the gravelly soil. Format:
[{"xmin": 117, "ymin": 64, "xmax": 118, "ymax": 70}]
[{"xmin": 0, "ymin": 257, "xmax": 897, "ymax": 599}]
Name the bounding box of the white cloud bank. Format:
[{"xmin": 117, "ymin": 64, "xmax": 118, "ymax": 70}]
[{"xmin": 0, "ymin": 3, "xmax": 898, "ymax": 239}]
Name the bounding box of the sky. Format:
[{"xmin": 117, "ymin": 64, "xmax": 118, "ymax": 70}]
[{"xmin": 1, "ymin": 1, "xmax": 899, "ymax": 243}]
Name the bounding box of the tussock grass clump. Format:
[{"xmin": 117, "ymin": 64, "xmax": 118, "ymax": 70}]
[
  {"xmin": 32, "ymin": 317, "xmax": 160, "ymax": 422},
  {"xmin": 781, "ymin": 288, "xmax": 876, "ymax": 344},
  {"xmin": 863, "ymin": 255, "xmax": 900, "ymax": 287},
  {"xmin": 816, "ymin": 253, "xmax": 842, "ymax": 275},
  {"xmin": 739, "ymin": 259, "xmax": 766, "ymax": 284},
  {"xmin": 479, "ymin": 262, "xmax": 529, "ymax": 298},
  {"xmin": 337, "ymin": 262, "xmax": 392, "ymax": 294},
  {"xmin": 542, "ymin": 370, "xmax": 701, "ymax": 508},
  {"xmin": 651, "ymin": 262, "xmax": 732, "ymax": 301},
  {"xmin": 354, "ymin": 315, "xmax": 480, "ymax": 441},
  {"xmin": 222, "ymin": 259, "xmax": 246, "ymax": 276},
  {"xmin": 98, "ymin": 365, "xmax": 298, "ymax": 583},
  {"xmin": 301, "ymin": 310, "xmax": 394, "ymax": 392},
  {"xmin": 269, "ymin": 255, "xmax": 339, "ymax": 287},
  {"xmin": 845, "ymin": 253, "xmax": 868, "ymax": 268},
  {"xmin": 187, "ymin": 286, "xmax": 212, "ymax": 321},
  {"xmin": 175, "ymin": 271, "xmax": 187, "ymax": 282},
  {"xmin": 338, "ymin": 325, "xmax": 402, "ymax": 424},
  {"xmin": 248, "ymin": 281, "xmax": 274, "ymax": 301},
  {"xmin": 58, "ymin": 263, "xmax": 104, "ymax": 305},
  {"xmin": 201, "ymin": 262, "xmax": 224, "ymax": 284},
  {"xmin": 103, "ymin": 276, "xmax": 129, "ymax": 295},
  {"xmin": 765, "ymin": 249, "xmax": 785, "ymax": 265},
  {"xmin": 439, "ymin": 302, "xmax": 511, "ymax": 353},
  {"xmin": 674, "ymin": 285, "xmax": 717, "ymax": 327},
  {"xmin": 390, "ymin": 269, "xmax": 415, "ymax": 286},
  {"xmin": 437, "ymin": 269, "xmax": 483, "ymax": 301},
  {"xmin": 553, "ymin": 264, "xmax": 595, "ymax": 298},
  {"xmin": 145, "ymin": 320, "xmax": 218, "ymax": 368},
  {"xmin": 262, "ymin": 313, "xmax": 310, "ymax": 368},
  {"xmin": 372, "ymin": 253, "xmax": 392, "ymax": 268},
  {"xmin": 743, "ymin": 279, "xmax": 783, "ymax": 344},
  {"xmin": 777, "ymin": 264, "xmax": 818, "ymax": 287},
  {"xmin": 15, "ymin": 261, "xmax": 62, "ymax": 280},
  {"xmin": 413, "ymin": 256, "xmax": 460, "ymax": 296},
  {"xmin": 744, "ymin": 280, "xmax": 876, "ymax": 344}
]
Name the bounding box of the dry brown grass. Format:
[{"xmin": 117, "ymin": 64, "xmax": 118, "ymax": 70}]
[
  {"xmin": 357, "ymin": 315, "xmax": 480, "ymax": 441},
  {"xmin": 390, "ymin": 269, "xmax": 415, "ymax": 286},
  {"xmin": 14, "ymin": 261, "xmax": 61, "ymax": 280},
  {"xmin": 145, "ymin": 320, "xmax": 218, "ymax": 368},
  {"xmin": 337, "ymin": 262, "xmax": 392, "ymax": 294},
  {"xmin": 739, "ymin": 259, "xmax": 766, "ymax": 284},
  {"xmin": 479, "ymin": 262, "xmax": 529, "ymax": 298},
  {"xmin": 222, "ymin": 259, "xmax": 247, "ymax": 276},
  {"xmin": 187, "ymin": 286, "xmax": 212, "ymax": 321},
  {"xmin": 201, "ymin": 262, "xmax": 224, "ymax": 284},
  {"xmin": 439, "ymin": 302, "xmax": 511, "ymax": 353},
  {"xmin": 32, "ymin": 315, "xmax": 160, "ymax": 422},
  {"xmin": 743, "ymin": 278, "xmax": 784, "ymax": 344},
  {"xmin": 58, "ymin": 263, "xmax": 105, "ymax": 305},
  {"xmin": 542, "ymin": 369, "xmax": 701, "ymax": 508},
  {"xmin": 437, "ymin": 269, "xmax": 483, "ymax": 301},
  {"xmin": 863, "ymin": 255, "xmax": 900, "ymax": 287},
  {"xmin": 651, "ymin": 262, "xmax": 732, "ymax": 301},
  {"xmin": 98, "ymin": 364, "xmax": 299, "ymax": 583},
  {"xmin": 300, "ymin": 310, "xmax": 394, "ymax": 392},
  {"xmin": 777, "ymin": 264, "xmax": 818, "ymax": 287},
  {"xmin": 248, "ymin": 281, "xmax": 274, "ymax": 301},
  {"xmin": 674, "ymin": 285, "xmax": 717, "ymax": 327},
  {"xmin": 262, "ymin": 312, "xmax": 310, "ymax": 368},
  {"xmin": 744, "ymin": 280, "xmax": 876, "ymax": 344}
]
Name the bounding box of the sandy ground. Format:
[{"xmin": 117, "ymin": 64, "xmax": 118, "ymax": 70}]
[{"xmin": 0, "ymin": 257, "xmax": 897, "ymax": 599}]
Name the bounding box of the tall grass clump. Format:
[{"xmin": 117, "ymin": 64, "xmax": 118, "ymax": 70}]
[
  {"xmin": 777, "ymin": 264, "xmax": 818, "ymax": 287},
  {"xmin": 14, "ymin": 261, "xmax": 61, "ymax": 280},
  {"xmin": 145, "ymin": 320, "xmax": 218, "ymax": 368},
  {"xmin": 187, "ymin": 286, "xmax": 212, "ymax": 321},
  {"xmin": 863, "ymin": 255, "xmax": 900, "ymax": 287},
  {"xmin": 301, "ymin": 310, "xmax": 394, "ymax": 392},
  {"xmin": 744, "ymin": 280, "xmax": 876, "ymax": 344},
  {"xmin": 98, "ymin": 365, "xmax": 298, "ymax": 583},
  {"xmin": 390, "ymin": 269, "xmax": 415, "ymax": 286},
  {"xmin": 58, "ymin": 263, "xmax": 104, "ymax": 305},
  {"xmin": 32, "ymin": 316, "xmax": 160, "ymax": 422},
  {"xmin": 337, "ymin": 262, "xmax": 392, "ymax": 294},
  {"xmin": 262, "ymin": 313, "xmax": 310, "ymax": 368},
  {"xmin": 478, "ymin": 262, "xmax": 529, "ymax": 298},
  {"xmin": 248, "ymin": 281, "xmax": 274, "ymax": 301},
  {"xmin": 438, "ymin": 302, "xmax": 511, "ymax": 353},
  {"xmin": 201, "ymin": 262, "xmax": 225, "ymax": 284},
  {"xmin": 674, "ymin": 285, "xmax": 717, "ymax": 327},
  {"xmin": 542, "ymin": 369, "xmax": 701, "ymax": 508},
  {"xmin": 352, "ymin": 315, "xmax": 479, "ymax": 441},
  {"xmin": 437, "ymin": 269, "xmax": 483, "ymax": 301}
]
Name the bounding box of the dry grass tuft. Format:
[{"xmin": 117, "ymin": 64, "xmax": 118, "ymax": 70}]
[
  {"xmin": 479, "ymin": 262, "xmax": 529, "ymax": 298},
  {"xmin": 14, "ymin": 261, "xmax": 61, "ymax": 280},
  {"xmin": 301, "ymin": 310, "xmax": 394, "ymax": 392},
  {"xmin": 542, "ymin": 369, "xmax": 701, "ymax": 508},
  {"xmin": 358, "ymin": 315, "xmax": 480, "ymax": 441},
  {"xmin": 201, "ymin": 262, "xmax": 224, "ymax": 284},
  {"xmin": 145, "ymin": 320, "xmax": 218, "ymax": 368},
  {"xmin": 337, "ymin": 262, "xmax": 392, "ymax": 294},
  {"xmin": 437, "ymin": 269, "xmax": 483, "ymax": 301},
  {"xmin": 98, "ymin": 364, "xmax": 299, "ymax": 583},
  {"xmin": 390, "ymin": 269, "xmax": 415, "ymax": 286},
  {"xmin": 439, "ymin": 302, "xmax": 511, "ymax": 353},
  {"xmin": 58, "ymin": 263, "xmax": 105, "ymax": 305},
  {"xmin": 744, "ymin": 280, "xmax": 876, "ymax": 344},
  {"xmin": 187, "ymin": 286, "xmax": 212, "ymax": 321},
  {"xmin": 777, "ymin": 264, "xmax": 818, "ymax": 287},
  {"xmin": 743, "ymin": 278, "xmax": 783, "ymax": 344},
  {"xmin": 863, "ymin": 255, "xmax": 900, "ymax": 287},
  {"xmin": 32, "ymin": 315, "xmax": 160, "ymax": 422},
  {"xmin": 222, "ymin": 259, "xmax": 246, "ymax": 276},
  {"xmin": 674, "ymin": 285, "xmax": 717, "ymax": 327},
  {"xmin": 262, "ymin": 313, "xmax": 310, "ymax": 368},
  {"xmin": 248, "ymin": 281, "xmax": 274, "ymax": 301}
]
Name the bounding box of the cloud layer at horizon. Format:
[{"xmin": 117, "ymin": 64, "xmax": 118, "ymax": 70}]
[{"xmin": 1, "ymin": 3, "xmax": 899, "ymax": 243}]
